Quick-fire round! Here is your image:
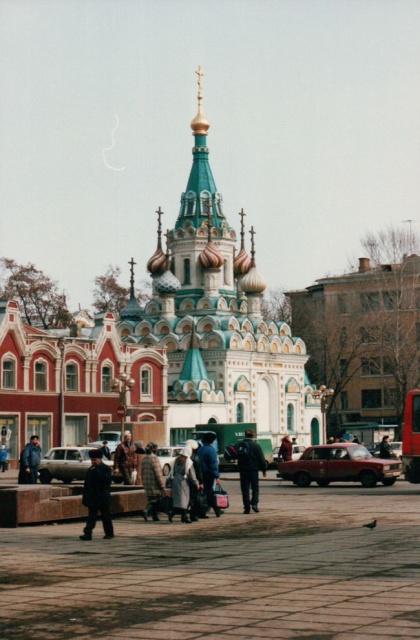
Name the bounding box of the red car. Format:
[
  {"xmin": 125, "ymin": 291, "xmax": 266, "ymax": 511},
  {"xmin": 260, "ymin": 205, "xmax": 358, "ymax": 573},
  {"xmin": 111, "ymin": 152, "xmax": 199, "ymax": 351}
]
[{"xmin": 277, "ymin": 443, "xmax": 402, "ymax": 488}]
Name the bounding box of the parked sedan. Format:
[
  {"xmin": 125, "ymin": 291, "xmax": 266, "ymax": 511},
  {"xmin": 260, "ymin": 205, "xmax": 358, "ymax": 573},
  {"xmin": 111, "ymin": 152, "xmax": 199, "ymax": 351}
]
[
  {"xmin": 277, "ymin": 443, "xmax": 402, "ymax": 488},
  {"xmin": 156, "ymin": 446, "xmax": 183, "ymax": 476},
  {"xmin": 273, "ymin": 444, "xmax": 306, "ymax": 463},
  {"xmin": 38, "ymin": 447, "xmax": 114, "ymax": 484}
]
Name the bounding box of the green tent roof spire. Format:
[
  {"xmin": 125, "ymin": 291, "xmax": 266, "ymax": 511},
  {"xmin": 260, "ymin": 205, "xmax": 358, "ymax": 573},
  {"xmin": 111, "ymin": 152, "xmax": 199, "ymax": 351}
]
[{"xmin": 175, "ymin": 67, "xmax": 228, "ymax": 231}]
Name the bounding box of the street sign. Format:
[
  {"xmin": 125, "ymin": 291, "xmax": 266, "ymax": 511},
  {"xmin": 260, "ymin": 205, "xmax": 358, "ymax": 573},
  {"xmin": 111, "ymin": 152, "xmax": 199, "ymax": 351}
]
[{"xmin": 116, "ymin": 404, "xmax": 126, "ymax": 418}]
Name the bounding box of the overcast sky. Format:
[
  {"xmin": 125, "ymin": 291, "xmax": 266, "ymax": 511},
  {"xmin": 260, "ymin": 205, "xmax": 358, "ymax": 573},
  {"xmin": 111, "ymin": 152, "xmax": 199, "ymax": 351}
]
[{"xmin": 1, "ymin": 0, "xmax": 420, "ymax": 311}]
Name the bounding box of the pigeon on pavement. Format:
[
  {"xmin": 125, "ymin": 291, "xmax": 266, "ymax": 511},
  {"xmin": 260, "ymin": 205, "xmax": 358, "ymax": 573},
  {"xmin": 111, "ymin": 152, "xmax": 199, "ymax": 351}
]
[{"xmin": 363, "ymin": 519, "xmax": 377, "ymax": 530}]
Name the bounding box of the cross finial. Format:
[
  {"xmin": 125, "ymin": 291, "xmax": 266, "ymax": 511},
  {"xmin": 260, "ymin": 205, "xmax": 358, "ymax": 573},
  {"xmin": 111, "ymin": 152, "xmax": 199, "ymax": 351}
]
[
  {"xmin": 128, "ymin": 257, "xmax": 136, "ymax": 298},
  {"xmin": 163, "ymin": 229, "xmax": 170, "ymax": 269},
  {"xmin": 239, "ymin": 208, "xmax": 246, "ymax": 248},
  {"xmin": 250, "ymin": 226, "xmax": 256, "ymax": 265},
  {"xmin": 155, "ymin": 207, "xmax": 164, "ymax": 246},
  {"xmin": 195, "ymin": 65, "xmax": 204, "ymax": 100}
]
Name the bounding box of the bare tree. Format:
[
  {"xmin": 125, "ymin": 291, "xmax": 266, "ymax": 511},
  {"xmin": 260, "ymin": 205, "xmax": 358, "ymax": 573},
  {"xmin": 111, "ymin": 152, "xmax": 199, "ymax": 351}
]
[
  {"xmin": 92, "ymin": 265, "xmax": 151, "ymax": 314},
  {"xmin": 262, "ymin": 288, "xmax": 292, "ymax": 323},
  {"xmin": 0, "ymin": 258, "xmax": 72, "ymax": 329},
  {"xmin": 359, "ymin": 226, "xmax": 420, "ymax": 427}
]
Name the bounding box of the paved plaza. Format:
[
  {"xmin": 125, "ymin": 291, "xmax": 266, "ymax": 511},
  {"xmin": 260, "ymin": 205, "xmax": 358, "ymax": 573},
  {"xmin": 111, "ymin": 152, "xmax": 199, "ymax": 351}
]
[{"xmin": 1, "ymin": 472, "xmax": 420, "ymax": 640}]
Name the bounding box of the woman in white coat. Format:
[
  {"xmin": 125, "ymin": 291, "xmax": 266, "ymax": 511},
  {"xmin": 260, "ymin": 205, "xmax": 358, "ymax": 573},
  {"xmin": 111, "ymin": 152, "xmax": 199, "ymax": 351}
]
[{"xmin": 169, "ymin": 444, "xmax": 199, "ymax": 524}]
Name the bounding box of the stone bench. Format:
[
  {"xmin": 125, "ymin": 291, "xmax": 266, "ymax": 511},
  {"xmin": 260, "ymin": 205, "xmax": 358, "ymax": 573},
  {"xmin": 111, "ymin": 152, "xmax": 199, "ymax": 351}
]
[{"xmin": 0, "ymin": 485, "xmax": 148, "ymax": 528}]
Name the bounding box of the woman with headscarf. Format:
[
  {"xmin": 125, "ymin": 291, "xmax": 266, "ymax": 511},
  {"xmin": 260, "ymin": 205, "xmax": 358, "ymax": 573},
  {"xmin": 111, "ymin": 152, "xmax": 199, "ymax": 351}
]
[
  {"xmin": 278, "ymin": 434, "xmax": 293, "ymax": 462},
  {"xmin": 141, "ymin": 442, "xmax": 165, "ymax": 521},
  {"xmin": 185, "ymin": 439, "xmax": 204, "ymax": 521},
  {"xmin": 169, "ymin": 444, "xmax": 199, "ymax": 524}
]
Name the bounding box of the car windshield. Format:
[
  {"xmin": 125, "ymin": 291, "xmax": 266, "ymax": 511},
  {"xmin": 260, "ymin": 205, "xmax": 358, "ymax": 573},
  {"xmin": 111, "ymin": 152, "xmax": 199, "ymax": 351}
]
[
  {"xmin": 100, "ymin": 434, "xmax": 120, "ymax": 442},
  {"xmin": 349, "ymin": 445, "xmax": 372, "ymax": 460},
  {"xmin": 156, "ymin": 448, "xmax": 174, "ymax": 457}
]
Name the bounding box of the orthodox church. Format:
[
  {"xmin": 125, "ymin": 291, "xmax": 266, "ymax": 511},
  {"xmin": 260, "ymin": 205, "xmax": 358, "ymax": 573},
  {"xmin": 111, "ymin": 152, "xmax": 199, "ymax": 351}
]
[{"xmin": 118, "ymin": 68, "xmax": 321, "ymax": 447}]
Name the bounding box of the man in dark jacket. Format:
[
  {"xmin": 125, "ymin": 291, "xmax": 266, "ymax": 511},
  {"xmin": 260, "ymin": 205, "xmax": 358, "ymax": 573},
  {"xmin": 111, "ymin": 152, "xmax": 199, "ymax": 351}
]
[
  {"xmin": 80, "ymin": 450, "xmax": 114, "ymax": 540},
  {"xmin": 379, "ymin": 435, "xmax": 392, "ymax": 459},
  {"xmin": 113, "ymin": 431, "xmax": 136, "ymax": 485},
  {"xmin": 195, "ymin": 432, "xmax": 222, "ymax": 517},
  {"xmin": 19, "ymin": 435, "xmax": 42, "ymax": 484},
  {"xmin": 238, "ymin": 429, "xmax": 267, "ymax": 514},
  {"xmin": 99, "ymin": 441, "xmax": 111, "ymax": 460}
]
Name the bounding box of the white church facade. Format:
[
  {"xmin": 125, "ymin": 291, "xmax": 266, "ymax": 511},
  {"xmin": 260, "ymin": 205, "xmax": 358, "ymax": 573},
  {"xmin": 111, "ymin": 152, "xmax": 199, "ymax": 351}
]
[{"xmin": 118, "ymin": 68, "xmax": 322, "ymax": 448}]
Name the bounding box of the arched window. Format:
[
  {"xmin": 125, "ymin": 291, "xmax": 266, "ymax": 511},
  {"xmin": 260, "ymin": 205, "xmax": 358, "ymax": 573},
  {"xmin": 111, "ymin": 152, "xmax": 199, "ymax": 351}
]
[
  {"xmin": 102, "ymin": 365, "xmax": 112, "ymax": 392},
  {"xmin": 35, "ymin": 361, "xmax": 47, "ymax": 391},
  {"xmin": 66, "ymin": 363, "xmax": 78, "ymax": 391},
  {"xmin": 236, "ymin": 403, "xmax": 244, "ymax": 423},
  {"xmin": 141, "ymin": 365, "xmax": 152, "ymax": 399},
  {"xmin": 287, "ymin": 404, "xmax": 294, "ymax": 432},
  {"xmin": 183, "ymin": 258, "xmax": 191, "ymax": 285},
  {"xmin": 2, "ymin": 358, "xmax": 16, "ymax": 389}
]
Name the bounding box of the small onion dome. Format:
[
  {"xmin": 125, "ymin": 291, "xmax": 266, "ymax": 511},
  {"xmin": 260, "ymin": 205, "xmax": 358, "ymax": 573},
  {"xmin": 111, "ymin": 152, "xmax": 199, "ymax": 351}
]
[
  {"xmin": 191, "ymin": 111, "xmax": 210, "ymax": 136},
  {"xmin": 233, "ymin": 247, "xmax": 252, "ymax": 276},
  {"xmin": 155, "ymin": 270, "xmax": 181, "ymax": 295},
  {"xmin": 241, "ymin": 266, "xmax": 267, "ymax": 294},
  {"xmin": 120, "ymin": 297, "xmax": 142, "ymax": 322},
  {"xmin": 199, "ymin": 242, "xmax": 224, "ymax": 269},
  {"xmin": 147, "ymin": 247, "xmax": 166, "ymax": 276}
]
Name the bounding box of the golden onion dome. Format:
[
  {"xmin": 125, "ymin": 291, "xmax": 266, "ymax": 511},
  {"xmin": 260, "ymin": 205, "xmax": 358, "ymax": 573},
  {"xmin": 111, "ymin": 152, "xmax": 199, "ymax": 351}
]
[
  {"xmin": 191, "ymin": 109, "xmax": 210, "ymax": 136},
  {"xmin": 199, "ymin": 242, "xmax": 224, "ymax": 269},
  {"xmin": 241, "ymin": 266, "xmax": 267, "ymax": 294},
  {"xmin": 233, "ymin": 247, "xmax": 252, "ymax": 276},
  {"xmin": 147, "ymin": 247, "xmax": 166, "ymax": 276}
]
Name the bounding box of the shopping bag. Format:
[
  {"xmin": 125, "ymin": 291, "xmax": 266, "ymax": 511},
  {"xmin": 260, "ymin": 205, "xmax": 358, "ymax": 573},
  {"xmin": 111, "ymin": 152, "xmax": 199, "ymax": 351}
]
[
  {"xmin": 213, "ymin": 484, "xmax": 229, "ymax": 510},
  {"xmin": 156, "ymin": 490, "xmax": 172, "ymax": 514}
]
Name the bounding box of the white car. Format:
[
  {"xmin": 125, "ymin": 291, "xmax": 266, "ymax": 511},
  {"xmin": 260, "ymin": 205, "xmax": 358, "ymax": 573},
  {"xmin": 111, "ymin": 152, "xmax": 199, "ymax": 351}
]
[
  {"xmin": 156, "ymin": 446, "xmax": 183, "ymax": 476},
  {"xmin": 273, "ymin": 444, "xmax": 306, "ymax": 463},
  {"xmin": 371, "ymin": 441, "xmax": 402, "ymax": 459},
  {"xmin": 39, "ymin": 446, "xmax": 114, "ymax": 484}
]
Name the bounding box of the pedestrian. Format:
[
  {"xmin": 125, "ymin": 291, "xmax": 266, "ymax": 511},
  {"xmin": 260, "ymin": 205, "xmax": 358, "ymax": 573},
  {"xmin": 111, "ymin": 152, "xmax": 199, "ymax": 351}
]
[
  {"xmin": 328, "ymin": 437, "xmax": 335, "ymax": 444},
  {"xmin": 278, "ymin": 434, "xmax": 293, "ymax": 462},
  {"xmin": 0, "ymin": 445, "xmax": 8, "ymax": 472},
  {"xmin": 99, "ymin": 441, "xmax": 111, "ymax": 460},
  {"xmin": 141, "ymin": 442, "xmax": 165, "ymax": 521},
  {"xmin": 19, "ymin": 435, "xmax": 42, "ymax": 484},
  {"xmin": 169, "ymin": 445, "xmax": 200, "ymax": 524},
  {"xmin": 237, "ymin": 429, "xmax": 267, "ymax": 514},
  {"xmin": 185, "ymin": 439, "xmax": 205, "ymax": 521},
  {"xmin": 134, "ymin": 440, "xmax": 146, "ymax": 486},
  {"xmin": 352, "ymin": 436, "xmax": 360, "ymax": 444},
  {"xmin": 379, "ymin": 435, "xmax": 392, "ymax": 459},
  {"xmin": 80, "ymin": 449, "xmax": 114, "ymax": 541},
  {"xmin": 113, "ymin": 431, "xmax": 137, "ymax": 485},
  {"xmin": 195, "ymin": 432, "xmax": 222, "ymax": 517},
  {"xmin": 291, "ymin": 437, "xmax": 297, "ymax": 446}
]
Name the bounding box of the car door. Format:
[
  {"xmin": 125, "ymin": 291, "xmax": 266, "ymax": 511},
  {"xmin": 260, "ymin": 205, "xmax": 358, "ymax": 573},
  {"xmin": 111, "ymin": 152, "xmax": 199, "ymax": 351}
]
[
  {"xmin": 65, "ymin": 449, "xmax": 85, "ymax": 480},
  {"xmin": 302, "ymin": 447, "xmax": 330, "ymax": 480},
  {"xmin": 49, "ymin": 449, "xmax": 66, "ymax": 479},
  {"xmin": 326, "ymin": 447, "xmax": 354, "ymax": 481}
]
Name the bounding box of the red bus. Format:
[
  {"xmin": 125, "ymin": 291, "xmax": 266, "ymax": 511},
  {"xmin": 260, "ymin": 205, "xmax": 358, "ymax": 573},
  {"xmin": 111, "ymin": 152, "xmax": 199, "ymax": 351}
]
[{"xmin": 402, "ymin": 390, "xmax": 420, "ymax": 483}]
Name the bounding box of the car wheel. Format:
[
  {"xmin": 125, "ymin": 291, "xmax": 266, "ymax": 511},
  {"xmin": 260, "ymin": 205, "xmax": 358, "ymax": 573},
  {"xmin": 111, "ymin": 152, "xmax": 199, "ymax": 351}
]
[
  {"xmin": 360, "ymin": 471, "xmax": 377, "ymax": 488},
  {"xmin": 39, "ymin": 469, "xmax": 52, "ymax": 484},
  {"xmin": 162, "ymin": 464, "xmax": 171, "ymax": 476},
  {"xmin": 316, "ymin": 479, "xmax": 330, "ymax": 487},
  {"xmin": 294, "ymin": 472, "xmax": 311, "ymax": 488},
  {"xmin": 382, "ymin": 478, "xmax": 397, "ymax": 486}
]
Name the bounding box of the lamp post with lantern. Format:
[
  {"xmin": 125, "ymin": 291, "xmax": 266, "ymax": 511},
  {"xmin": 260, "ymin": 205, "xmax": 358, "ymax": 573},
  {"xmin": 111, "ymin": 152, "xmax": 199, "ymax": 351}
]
[
  {"xmin": 313, "ymin": 385, "xmax": 335, "ymax": 444},
  {"xmin": 110, "ymin": 373, "xmax": 135, "ymax": 439}
]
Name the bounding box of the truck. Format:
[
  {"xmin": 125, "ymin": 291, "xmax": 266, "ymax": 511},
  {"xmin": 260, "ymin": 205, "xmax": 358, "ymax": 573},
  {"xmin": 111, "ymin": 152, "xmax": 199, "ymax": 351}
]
[
  {"xmin": 402, "ymin": 389, "xmax": 420, "ymax": 483},
  {"xmin": 192, "ymin": 423, "xmax": 273, "ymax": 470}
]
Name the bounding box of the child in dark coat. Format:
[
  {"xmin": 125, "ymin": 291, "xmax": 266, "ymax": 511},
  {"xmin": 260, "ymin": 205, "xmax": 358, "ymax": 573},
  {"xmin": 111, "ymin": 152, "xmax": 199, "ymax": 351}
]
[{"xmin": 80, "ymin": 450, "xmax": 114, "ymax": 540}]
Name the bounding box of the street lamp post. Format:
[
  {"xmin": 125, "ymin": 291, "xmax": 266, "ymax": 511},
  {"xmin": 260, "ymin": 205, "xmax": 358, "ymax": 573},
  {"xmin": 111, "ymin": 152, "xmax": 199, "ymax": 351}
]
[
  {"xmin": 313, "ymin": 385, "xmax": 334, "ymax": 444},
  {"xmin": 110, "ymin": 373, "xmax": 135, "ymax": 439}
]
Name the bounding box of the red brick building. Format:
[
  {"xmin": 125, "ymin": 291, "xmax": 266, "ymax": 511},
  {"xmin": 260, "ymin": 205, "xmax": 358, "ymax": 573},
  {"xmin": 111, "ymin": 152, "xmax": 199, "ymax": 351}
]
[{"xmin": 0, "ymin": 300, "xmax": 168, "ymax": 467}]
